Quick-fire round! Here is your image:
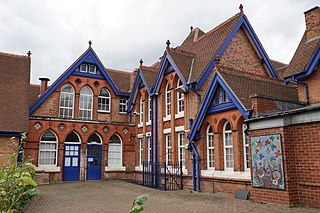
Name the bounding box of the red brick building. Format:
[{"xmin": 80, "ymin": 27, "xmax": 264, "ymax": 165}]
[
  {"xmin": 1, "ymin": 4, "xmax": 319, "ymax": 208},
  {"xmin": 0, "ymin": 51, "xmax": 31, "ymax": 165}
]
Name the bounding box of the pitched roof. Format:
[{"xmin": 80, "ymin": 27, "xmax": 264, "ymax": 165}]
[
  {"xmin": 29, "ymin": 84, "xmax": 40, "ymax": 106},
  {"xmin": 106, "ymin": 68, "xmax": 131, "ymax": 93},
  {"xmin": 282, "ymin": 32, "xmax": 320, "ymax": 78},
  {"xmin": 178, "ymin": 13, "xmax": 243, "ymax": 83},
  {"xmin": 139, "ymin": 66, "xmax": 158, "ymax": 90},
  {"xmin": 0, "ymin": 52, "xmax": 30, "ymax": 133},
  {"xmin": 167, "ymin": 48, "xmax": 195, "ymax": 82},
  {"xmin": 270, "ymin": 59, "xmax": 288, "ymax": 79},
  {"xmin": 218, "ymin": 69, "xmax": 299, "ymax": 110}
]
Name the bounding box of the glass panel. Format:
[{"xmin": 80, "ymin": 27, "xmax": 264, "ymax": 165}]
[
  {"xmin": 72, "ymin": 158, "xmax": 78, "ymax": 166},
  {"xmin": 94, "ymin": 158, "xmax": 101, "ymax": 166},
  {"xmin": 65, "ymin": 157, "xmax": 71, "ymax": 166}
]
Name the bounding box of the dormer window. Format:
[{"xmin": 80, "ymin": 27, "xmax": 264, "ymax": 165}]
[
  {"xmin": 212, "ymin": 86, "xmax": 230, "ymax": 106},
  {"xmin": 89, "ymin": 65, "xmax": 96, "ymax": 74},
  {"xmin": 80, "ymin": 64, "xmax": 87, "ymax": 73}
]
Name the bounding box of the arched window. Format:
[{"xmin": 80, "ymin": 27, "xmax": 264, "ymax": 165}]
[
  {"xmin": 223, "ymin": 121, "xmax": 233, "ymax": 171},
  {"xmin": 98, "ymin": 88, "xmax": 111, "ymax": 113},
  {"xmin": 108, "ymin": 134, "xmax": 122, "ymax": 167},
  {"xmin": 88, "ymin": 132, "xmax": 102, "ymax": 144},
  {"xmin": 65, "ymin": 132, "xmax": 80, "ymax": 143},
  {"xmin": 139, "ymin": 96, "xmax": 143, "ymax": 124},
  {"xmin": 59, "ymin": 84, "xmax": 75, "ymax": 118},
  {"xmin": 177, "ymin": 79, "xmax": 184, "ymax": 114},
  {"xmin": 79, "ymin": 86, "xmax": 93, "ymax": 119},
  {"xmin": 243, "ymin": 124, "xmax": 250, "ymax": 171},
  {"xmin": 207, "ymin": 125, "xmax": 214, "ymax": 169},
  {"xmin": 165, "ymin": 82, "xmax": 171, "ymax": 117},
  {"xmin": 39, "ymin": 130, "xmax": 58, "ymax": 166}
]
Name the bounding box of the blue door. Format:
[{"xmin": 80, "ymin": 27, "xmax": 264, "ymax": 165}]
[
  {"xmin": 63, "ymin": 144, "xmax": 80, "ymax": 181},
  {"xmin": 86, "ymin": 144, "xmax": 102, "ymax": 180}
]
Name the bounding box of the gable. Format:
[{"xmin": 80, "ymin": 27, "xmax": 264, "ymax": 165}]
[
  {"xmin": 29, "ymin": 48, "xmax": 129, "ymax": 115},
  {"xmin": 195, "ymin": 15, "xmax": 278, "ymax": 90},
  {"xmin": 220, "ymin": 27, "xmax": 270, "ymax": 77},
  {"xmin": 188, "ymin": 72, "xmax": 249, "ymax": 142}
]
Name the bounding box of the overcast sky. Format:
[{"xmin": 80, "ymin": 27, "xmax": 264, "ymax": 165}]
[{"xmin": 0, "ymin": 0, "xmax": 319, "ymax": 84}]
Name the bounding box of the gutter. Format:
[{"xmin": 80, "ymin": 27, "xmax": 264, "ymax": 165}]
[{"xmin": 284, "ymin": 77, "xmax": 309, "ymax": 105}]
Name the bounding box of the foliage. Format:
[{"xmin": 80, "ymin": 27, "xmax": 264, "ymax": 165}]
[
  {"xmin": 0, "ymin": 133, "xmax": 39, "ymax": 212},
  {"xmin": 129, "ymin": 194, "xmax": 149, "ymax": 213}
]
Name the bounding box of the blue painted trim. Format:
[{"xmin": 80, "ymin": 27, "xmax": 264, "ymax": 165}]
[
  {"xmin": 0, "ymin": 131, "xmax": 24, "ymax": 136},
  {"xmin": 154, "ymin": 95, "xmax": 159, "ymax": 188},
  {"xmin": 188, "ymin": 72, "xmax": 249, "ymax": 142},
  {"xmin": 71, "ymin": 72, "xmax": 104, "ymax": 79},
  {"xmin": 289, "ymin": 44, "xmax": 320, "ymax": 79},
  {"xmin": 207, "ymin": 102, "xmax": 236, "ymax": 114},
  {"xmin": 196, "ymin": 15, "xmax": 278, "ymax": 90},
  {"xmin": 29, "ymin": 48, "xmax": 129, "ymax": 115},
  {"xmin": 152, "ymin": 51, "xmax": 189, "ymax": 95}
]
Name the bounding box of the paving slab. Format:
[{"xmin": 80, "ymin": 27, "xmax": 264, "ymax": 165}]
[{"xmin": 24, "ymin": 180, "xmax": 320, "ymax": 213}]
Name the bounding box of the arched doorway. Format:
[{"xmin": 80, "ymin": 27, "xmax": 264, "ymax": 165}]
[
  {"xmin": 86, "ymin": 132, "xmax": 102, "ymax": 180},
  {"xmin": 63, "ymin": 131, "xmax": 81, "ymax": 181}
]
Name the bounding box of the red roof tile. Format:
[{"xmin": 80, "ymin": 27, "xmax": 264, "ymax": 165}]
[
  {"xmin": 106, "ymin": 68, "xmax": 132, "ymax": 93},
  {"xmin": 29, "ymin": 84, "xmax": 40, "ymax": 106},
  {"xmin": 139, "ymin": 66, "xmax": 158, "ymax": 90}
]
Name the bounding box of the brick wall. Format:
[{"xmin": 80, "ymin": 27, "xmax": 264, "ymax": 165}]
[
  {"xmin": 220, "ymin": 28, "xmax": 269, "ymax": 77},
  {"xmin": 298, "ymin": 66, "xmax": 320, "ymax": 104},
  {"xmin": 0, "ymin": 136, "xmax": 19, "ymax": 165}
]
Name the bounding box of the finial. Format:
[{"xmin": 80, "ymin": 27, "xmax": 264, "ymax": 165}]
[
  {"xmin": 239, "ymin": 4, "xmax": 244, "ymax": 13},
  {"xmin": 215, "ymin": 55, "xmax": 220, "ymax": 69},
  {"xmin": 27, "ymin": 51, "xmax": 32, "ymax": 57},
  {"xmin": 88, "ymin": 40, "xmax": 92, "ymax": 47},
  {"xmin": 166, "ymin": 40, "xmax": 171, "ymax": 49},
  {"xmin": 190, "ymin": 26, "xmax": 193, "ymax": 31},
  {"xmin": 139, "ymin": 59, "xmax": 143, "ymax": 66}
]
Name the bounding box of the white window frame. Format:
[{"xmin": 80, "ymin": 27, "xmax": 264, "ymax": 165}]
[
  {"xmin": 165, "ymin": 82, "xmax": 171, "ymax": 118},
  {"xmin": 176, "ymin": 79, "xmax": 185, "ymax": 115},
  {"xmin": 88, "ymin": 64, "xmax": 96, "ymax": 74},
  {"xmin": 223, "ymin": 121, "xmax": 233, "ymax": 171},
  {"xmin": 107, "ymin": 134, "xmax": 123, "ymax": 168},
  {"xmin": 147, "ymin": 137, "xmax": 151, "ymax": 162},
  {"xmin": 243, "ymin": 124, "xmax": 250, "ymax": 171},
  {"xmin": 98, "ymin": 88, "xmax": 111, "ymax": 113},
  {"xmin": 165, "ymin": 134, "xmax": 172, "ymax": 165},
  {"xmin": 79, "ymin": 86, "xmax": 93, "ymax": 119},
  {"xmin": 139, "ymin": 138, "xmax": 143, "ymax": 166},
  {"xmin": 207, "ymin": 125, "xmax": 214, "ymax": 169},
  {"xmin": 38, "ymin": 130, "xmax": 58, "ymax": 167},
  {"xmin": 80, "ymin": 64, "xmax": 87, "ymax": 73},
  {"xmin": 59, "ymin": 84, "xmax": 75, "ymax": 118},
  {"xmin": 119, "ymin": 98, "xmax": 127, "ymax": 114},
  {"xmin": 178, "ymin": 132, "xmax": 185, "ymax": 167},
  {"xmin": 147, "ymin": 96, "xmax": 152, "ymax": 124},
  {"xmin": 139, "ymin": 96, "xmax": 144, "ymax": 125}
]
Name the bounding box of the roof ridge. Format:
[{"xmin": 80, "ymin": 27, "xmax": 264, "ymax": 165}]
[
  {"xmin": 140, "ymin": 66, "xmax": 158, "ymax": 72},
  {"xmin": 194, "ymin": 12, "xmax": 242, "ymax": 42},
  {"xmin": 219, "ymin": 67, "xmax": 289, "ymax": 86},
  {"xmin": 106, "ymin": 68, "xmax": 131, "ymax": 74},
  {"xmin": 0, "ymin": 51, "xmax": 30, "ymax": 59}
]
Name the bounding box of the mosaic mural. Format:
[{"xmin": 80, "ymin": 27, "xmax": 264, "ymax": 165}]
[{"xmin": 250, "ymin": 134, "xmax": 285, "ymax": 190}]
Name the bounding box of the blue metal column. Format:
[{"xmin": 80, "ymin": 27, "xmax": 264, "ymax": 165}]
[{"xmin": 153, "ymin": 95, "xmax": 159, "ymax": 188}]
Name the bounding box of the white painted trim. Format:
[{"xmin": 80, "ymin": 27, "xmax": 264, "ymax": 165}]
[
  {"xmin": 105, "ymin": 166, "xmax": 126, "ymax": 171},
  {"xmin": 135, "ymin": 166, "xmax": 142, "ymax": 171},
  {"xmin": 137, "ymin": 133, "xmax": 143, "ymax": 139},
  {"xmin": 36, "ymin": 167, "xmax": 61, "ymax": 172},
  {"xmin": 138, "ymin": 123, "xmax": 143, "ymax": 128},
  {"xmin": 175, "ymin": 112, "xmax": 184, "ymax": 119},
  {"xmin": 163, "ymin": 116, "xmax": 171, "ymax": 122},
  {"xmin": 163, "ymin": 128, "xmax": 171, "ymax": 134},
  {"xmin": 146, "ymin": 132, "xmax": 151, "ymax": 137},
  {"xmin": 249, "ymin": 117, "xmax": 284, "ymax": 130},
  {"xmin": 146, "ymin": 121, "xmax": 151, "ymax": 126},
  {"xmin": 175, "ymin": 125, "xmax": 184, "ymax": 132},
  {"xmin": 201, "ymin": 169, "xmax": 250, "ymax": 180}
]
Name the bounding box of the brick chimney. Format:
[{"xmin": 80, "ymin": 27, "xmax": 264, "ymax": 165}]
[
  {"xmin": 39, "ymin": 77, "xmax": 50, "ymax": 95},
  {"xmin": 304, "ymin": 6, "xmax": 320, "ymax": 42}
]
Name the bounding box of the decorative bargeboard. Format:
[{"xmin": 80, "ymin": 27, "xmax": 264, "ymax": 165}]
[{"xmin": 250, "ymin": 134, "xmax": 285, "ymax": 190}]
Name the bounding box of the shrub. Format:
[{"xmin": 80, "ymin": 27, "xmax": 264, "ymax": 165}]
[
  {"xmin": 129, "ymin": 194, "xmax": 149, "ymax": 213},
  {"xmin": 0, "ymin": 133, "xmax": 38, "ymax": 212}
]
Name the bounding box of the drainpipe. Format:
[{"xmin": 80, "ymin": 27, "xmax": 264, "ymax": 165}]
[
  {"xmin": 153, "ymin": 95, "xmax": 159, "ymax": 188},
  {"xmin": 190, "ymin": 143, "xmax": 201, "ymax": 192},
  {"xmin": 285, "ymin": 77, "xmax": 309, "ymax": 105}
]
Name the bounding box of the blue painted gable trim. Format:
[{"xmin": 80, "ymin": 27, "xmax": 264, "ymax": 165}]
[
  {"xmin": 29, "ymin": 48, "xmax": 128, "ymax": 115},
  {"xmin": 207, "ymin": 102, "xmax": 236, "ymax": 114},
  {"xmin": 289, "ymin": 44, "xmax": 320, "ymax": 79},
  {"xmin": 71, "ymin": 72, "xmax": 104, "ymax": 80},
  {"xmin": 196, "ymin": 15, "xmax": 278, "ymax": 90},
  {"xmin": 127, "ymin": 69, "xmax": 152, "ymax": 113},
  {"xmin": 152, "ymin": 51, "xmax": 189, "ymax": 95},
  {"xmin": 0, "ymin": 131, "xmax": 24, "ymax": 137},
  {"xmin": 188, "ymin": 72, "xmax": 249, "ymax": 142}
]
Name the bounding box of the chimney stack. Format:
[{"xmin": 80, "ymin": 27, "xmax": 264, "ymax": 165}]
[
  {"xmin": 304, "ymin": 6, "xmax": 320, "ymax": 42},
  {"xmin": 39, "ymin": 77, "xmax": 50, "ymax": 95}
]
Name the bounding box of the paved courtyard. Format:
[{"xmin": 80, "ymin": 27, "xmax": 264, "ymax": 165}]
[{"xmin": 24, "ymin": 180, "xmax": 319, "ymax": 213}]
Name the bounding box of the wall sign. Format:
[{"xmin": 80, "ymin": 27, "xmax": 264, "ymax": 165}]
[{"xmin": 251, "ymin": 134, "xmax": 285, "ymax": 190}]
